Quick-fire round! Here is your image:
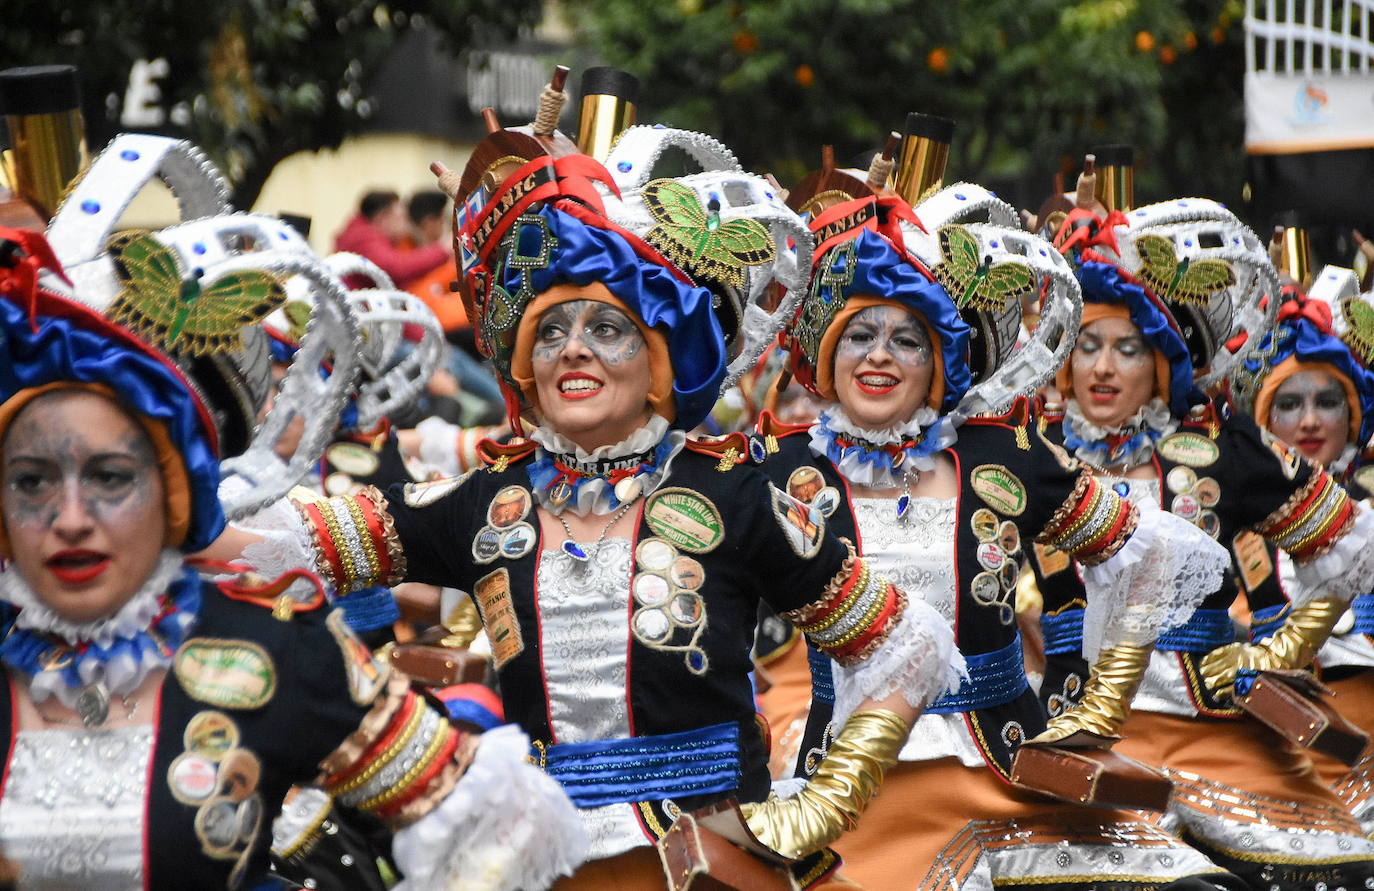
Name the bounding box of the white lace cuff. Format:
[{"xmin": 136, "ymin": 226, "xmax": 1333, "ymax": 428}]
[
  {"xmin": 1080, "ymin": 504, "xmax": 1229, "ymax": 662},
  {"xmin": 830, "ymin": 598, "xmax": 966, "ymax": 727},
  {"xmin": 391, "ymin": 724, "xmax": 587, "ymax": 890},
  {"xmin": 415, "ymin": 416, "xmax": 462, "ymax": 478},
  {"xmin": 236, "ymin": 496, "xmax": 321, "ymax": 600},
  {"xmin": 1287, "ymin": 500, "xmax": 1374, "ymax": 608}
]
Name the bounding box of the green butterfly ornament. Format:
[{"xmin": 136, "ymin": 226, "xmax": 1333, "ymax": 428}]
[
  {"xmin": 1340, "ymin": 298, "xmax": 1374, "ymax": 366},
  {"xmin": 106, "ymin": 231, "xmax": 286, "ymax": 357},
  {"xmin": 1134, "ymin": 234, "xmax": 1235, "ymax": 308},
  {"xmin": 641, "ymin": 180, "xmax": 775, "ymax": 292},
  {"xmin": 932, "ymin": 226, "xmax": 1034, "ymax": 313}
]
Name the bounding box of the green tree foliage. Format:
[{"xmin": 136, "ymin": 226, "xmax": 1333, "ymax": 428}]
[
  {"xmin": 568, "ymin": 0, "xmax": 1247, "ymax": 208},
  {"xmin": 1, "ymin": 0, "xmax": 541, "ymax": 208}
]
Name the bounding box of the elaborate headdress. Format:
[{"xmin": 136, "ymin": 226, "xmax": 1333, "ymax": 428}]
[
  {"xmin": 1056, "ymin": 191, "xmax": 1278, "ymax": 417},
  {"xmin": 782, "ymin": 128, "xmax": 1081, "ymax": 419},
  {"xmin": 266, "ymin": 252, "xmax": 446, "ymax": 432},
  {"xmin": 1233, "ymin": 266, "xmax": 1374, "ymax": 449},
  {"xmin": 37, "ymin": 134, "xmax": 364, "ymax": 517},
  {"xmin": 440, "ymin": 69, "xmax": 810, "ymax": 432}
]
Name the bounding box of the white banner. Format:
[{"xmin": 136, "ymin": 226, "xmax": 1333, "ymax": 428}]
[{"xmin": 1245, "ymin": 72, "xmax": 1374, "ymax": 153}]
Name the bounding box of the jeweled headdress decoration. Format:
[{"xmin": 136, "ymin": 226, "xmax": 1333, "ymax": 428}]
[{"xmin": 39, "ymin": 133, "xmax": 362, "ymax": 519}]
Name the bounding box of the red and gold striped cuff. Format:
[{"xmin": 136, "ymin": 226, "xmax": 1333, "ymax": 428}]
[
  {"xmin": 1037, "ymin": 472, "xmax": 1138, "ymax": 567},
  {"xmin": 320, "ymin": 686, "xmax": 467, "ymax": 824},
  {"xmin": 783, "ymin": 547, "xmax": 906, "ymax": 666},
  {"xmin": 1256, "ymin": 471, "xmax": 1355, "ymax": 563},
  {"xmin": 294, "ymin": 485, "xmax": 406, "ymax": 592}
]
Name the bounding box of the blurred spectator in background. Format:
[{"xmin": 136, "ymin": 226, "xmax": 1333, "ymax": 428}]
[
  {"xmin": 404, "ymin": 190, "xmax": 468, "ymax": 333},
  {"xmin": 335, "ymin": 189, "xmax": 449, "ymax": 288}
]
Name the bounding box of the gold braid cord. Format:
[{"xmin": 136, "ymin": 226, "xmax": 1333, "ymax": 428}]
[{"xmin": 741, "ymin": 709, "xmax": 910, "ymax": 859}]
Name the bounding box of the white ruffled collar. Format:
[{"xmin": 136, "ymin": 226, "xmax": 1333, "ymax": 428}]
[
  {"xmin": 1063, "ymin": 397, "xmax": 1178, "ymax": 469},
  {"xmin": 529, "ymin": 415, "xmax": 671, "ymax": 466},
  {"xmin": 528, "ymin": 416, "xmax": 684, "ymax": 516},
  {"xmin": 809, "ymin": 404, "xmax": 959, "ymax": 489},
  {"xmin": 1329, "ymin": 443, "xmax": 1358, "ymax": 476},
  {"xmin": 820, "ymin": 404, "xmax": 940, "ymax": 446},
  {"xmin": 0, "ymin": 550, "xmax": 184, "ymax": 647}
]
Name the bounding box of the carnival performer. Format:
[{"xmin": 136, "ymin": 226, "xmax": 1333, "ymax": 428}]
[
  {"xmin": 756, "ymin": 148, "xmax": 1235, "ymax": 889},
  {"xmin": 1031, "ymin": 194, "xmax": 1374, "ymax": 888},
  {"xmin": 221, "ymin": 110, "xmax": 965, "ymax": 885},
  {"xmin": 0, "ymin": 227, "xmax": 585, "ymax": 890},
  {"xmin": 1230, "ymin": 267, "xmax": 1374, "ymax": 832}
]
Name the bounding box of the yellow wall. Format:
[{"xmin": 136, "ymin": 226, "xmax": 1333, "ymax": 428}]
[
  {"xmin": 101, "ymin": 131, "xmax": 473, "ymax": 255},
  {"xmin": 252, "ymin": 132, "xmax": 475, "ymax": 254}
]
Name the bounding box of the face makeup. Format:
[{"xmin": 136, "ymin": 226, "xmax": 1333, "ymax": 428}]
[
  {"xmin": 832, "ymin": 304, "xmax": 935, "ymax": 431},
  {"xmin": 531, "ymin": 294, "xmax": 655, "ymax": 451},
  {"xmin": 1266, "ymin": 369, "xmax": 1350, "ymax": 468},
  {"xmin": 2, "ymin": 390, "xmax": 167, "ymax": 624},
  {"xmin": 1069, "ymin": 316, "xmax": 1158, "ymax": 430}
]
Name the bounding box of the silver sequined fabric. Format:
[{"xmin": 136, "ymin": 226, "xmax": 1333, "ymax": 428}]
[{"xmin": 0, "ymin": 725, "xmax": 153, "ymax": 890}]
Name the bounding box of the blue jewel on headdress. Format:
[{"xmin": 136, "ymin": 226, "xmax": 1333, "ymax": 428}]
[
  {"xmin": 896, "ymin": 493, "xmax": 911, "ymax": 519},
  {"xmin": 120, "ymin": 149, "xmax": 140, "ymax": 161},
  {"xmin": 80, "ymin": 200, "xmax": 100, "ymax": 215},
  {"xmin": 748, "ymin": 436, "xmax": 767, "ymax": 464},
  {"xmin": 1113, "ymin": 482, "xmax": 1130, "ymax": 496},
  {"xmin": 563, "ymin": 540, "xmax": 590, "ymax": 561},
  {"xmin": 617, "ymin": 161, "xmax": 633, "ymax": 173}
]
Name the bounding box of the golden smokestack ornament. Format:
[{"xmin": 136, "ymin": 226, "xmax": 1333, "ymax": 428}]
[
  {"xmin": 576, "ymin": 67, "xmax": 639, "ymax": 162},
  {"xmin": 1279, "ymin": 224, "xmax": 1312, "ymax": 289},
  {"xmin": 893, "ymin": 112, "xmax": 954, "ymax": 205},
  {"xmin": 1090, "ymin": 143, "xmax": 1135, "ymax": 212},
  {"xmin": 0, "ymin": 65, "xmax": 87, "ymax": 221}
]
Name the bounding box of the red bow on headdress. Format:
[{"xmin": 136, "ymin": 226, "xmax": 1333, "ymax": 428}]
[
  {"xmin": 1055, "ymin": 207, "xmax": 1129, "ymax": 257},
  {"xmin": 1276, "ymin": 286, "xmax": 1334, "ymax": 333},
  {"xmin": 0, "ymin": 227, "xmax": 73, "ymax": 333}
]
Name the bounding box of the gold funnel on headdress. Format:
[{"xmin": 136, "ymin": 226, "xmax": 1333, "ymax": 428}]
[
  {"xmin": 0, "ymin": 65, "xmax": 87, "ymax": 221},
  {"xmin": 576, "ymin": 67, "xmax": 639, "ymax": 163},
  {"xmin": 893, "ymin": 112, "xmax": 954, "ymax": 205}
]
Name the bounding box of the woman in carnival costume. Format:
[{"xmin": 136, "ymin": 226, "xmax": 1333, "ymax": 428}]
[
  {"xmin": 1030, "ymin": 183, "xmax": 1374, "ymax": 888},
  {"xmin": 755, "ymin": 131, "xmax": 1236, "ymax": 889},
  {"xmin": 0, "ymin": 224, "xmax": 585, "ymax": 890},
  {"xmin": 1230, "ymin": 266, "xmax": 1374, "ymax": 833},
  {"xmin": 226, "ymin": 82, "xmax": 965, "ymax": 885}
]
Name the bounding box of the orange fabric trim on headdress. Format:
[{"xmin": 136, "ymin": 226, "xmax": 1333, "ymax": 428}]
[
  {"xmin": 1254, "ymin": 357, "xmax": 1361, "ymax": 446},
  {"xmin": 509, "ymin": 283, "xmax": 675, "ymax": 425},
  {"xmin": 815, "ymin": 295, "xmax": 946, "ymax": 409},
  {"xmin": 0, "ymin": 382, "xmax": 192, "ymax": 557},
  {"xmin": 1055, "ymin": 303, "xmax": 1170, "ymax": 405}
]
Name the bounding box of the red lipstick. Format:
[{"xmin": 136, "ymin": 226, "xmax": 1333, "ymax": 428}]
[
  {"xmin": 556, "ymin": 372, "xmax": 604, "ymax": 401},
  {"xmin": 46, "ymin": 550, "xmax": 111, "ymax": 585}
]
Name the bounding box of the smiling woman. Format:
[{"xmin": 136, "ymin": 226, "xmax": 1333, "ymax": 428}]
[
  {"xmin": 832, "ymin": 304, "xmax": 936, "ymax": 432},
  {"xmin": 237, "ymin": 121, "xmax": 972, "ymax": 887}
]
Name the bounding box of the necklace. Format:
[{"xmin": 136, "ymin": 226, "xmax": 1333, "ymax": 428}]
[
  {"xmin": 33, "ymin": 682, "xmax": 139, "ymax": 728},
  {"xmin": 555, "ymin": 498, "xmax": 639, "ymax": 562},
  {"xmin": 895, "ymin": 467, "xmax": 921, "ymax": 520}
]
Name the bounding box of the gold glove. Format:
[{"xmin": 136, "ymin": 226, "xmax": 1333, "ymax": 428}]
[
  {"xmin": 439, "ymin": 595, "xmax": 484, "ymax": 649},
  {"xmin": 1028, "ymin": 642, "xmax": 1151, "ymax": 746},
  {"xmin": 1200, "ymin": 596, "xmax": 1346, "ymax": 698},
  {"xmin": 740, "ymin": 709, "xmax": 908, "ymax": 860}
]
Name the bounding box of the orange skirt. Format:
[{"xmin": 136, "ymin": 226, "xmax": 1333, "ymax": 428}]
[
  {"xmin": 831, "ymin": 757, "xmax": 1217, "ymax": 890},
  {"xmin": 553, "ymin": 847, "xmax": 665, "ymax": 889},
  {"xmin": 1312, "ymin": 669, "xmax": 1374, "ymax": 789},
  {"xmin": 552, "ymin": 839, "xmax": 862, "ymax": 889},
  {"xmin": 1114, "ymin": 709, "xmax": 1354, "ymax": 812},
  {"xmin": 756, "ymin": 637, "xmax": 816, "ymax": 780}
]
